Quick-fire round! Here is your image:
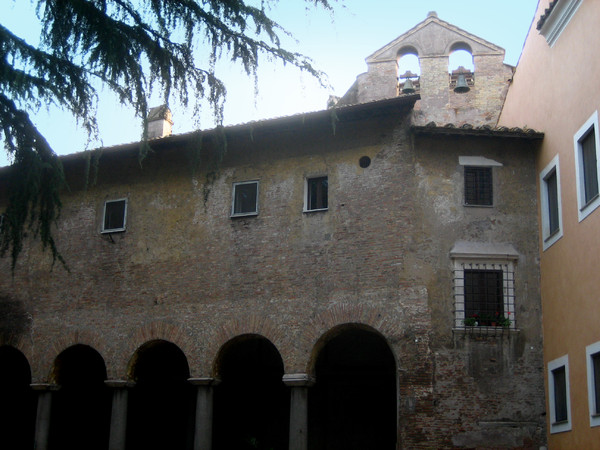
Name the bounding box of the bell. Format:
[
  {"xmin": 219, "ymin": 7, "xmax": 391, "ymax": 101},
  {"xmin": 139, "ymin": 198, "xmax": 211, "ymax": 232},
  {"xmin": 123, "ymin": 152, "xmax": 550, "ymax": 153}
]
[
  {"xmin": 454, "ymin": 73, "xmax": 470, "ymax": 93},
  {"xmin": 402, "ymin": 78, "xmax": 416, "ymax": 94}
]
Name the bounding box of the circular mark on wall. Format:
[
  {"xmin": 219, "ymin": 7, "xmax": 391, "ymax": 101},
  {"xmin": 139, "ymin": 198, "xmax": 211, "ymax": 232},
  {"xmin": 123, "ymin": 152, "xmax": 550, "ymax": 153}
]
[{"xmin": 359, "ymin": 156, "xmax": 371, "ymax": 168}]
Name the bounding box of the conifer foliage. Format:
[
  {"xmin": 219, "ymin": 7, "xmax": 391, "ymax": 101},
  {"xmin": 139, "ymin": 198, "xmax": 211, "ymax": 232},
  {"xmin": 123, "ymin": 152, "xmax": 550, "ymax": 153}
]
[{"xmin": 0, "ymin": 0, "xmax": 334, "ymax": 270}]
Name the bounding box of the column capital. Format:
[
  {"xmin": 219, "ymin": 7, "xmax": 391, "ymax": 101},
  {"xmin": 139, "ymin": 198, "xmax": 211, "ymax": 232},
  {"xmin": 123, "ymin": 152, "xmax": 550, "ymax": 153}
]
[
  {"xmin": 104, "ymin": 380, "xmax": 135, "ymax": 389},
  {"xmin": 30, "ymin": 383, "xmax": 60, "ymax": 392},
  {"xmin": 187, "ymin": 377, "xmax": 221, "ymax": 387},
  {"xmin": 282, "ymin": 373, "xmax": 316, "ymax": 387}
]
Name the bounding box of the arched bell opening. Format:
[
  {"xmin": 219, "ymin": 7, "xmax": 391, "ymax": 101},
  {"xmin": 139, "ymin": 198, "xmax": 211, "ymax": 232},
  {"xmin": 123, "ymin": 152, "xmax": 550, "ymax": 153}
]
[
  {"xmin": 308, "ymin": 324, "xmax": 397, "ymax": 450},
  {"xmin": 397, "ymin": 47, "xmax": 421, "ymax": 95},
  {"xmin": 0, "ymin": 345, "xmax": 35, "ymax": 450},
  {"xmin": 449, "ymin": 43, "xmax": 474, "ymax": 93},
  {"xmin": 126, "ymin": 339, "xmax": 193, "ymax": 450},
  {"xmin": 213, "ymin": 334, "xmax": 289, "ymax": 450},
  {"xmin": 49, "ymin": 344, "xmax": 111, "ymax": 450}
]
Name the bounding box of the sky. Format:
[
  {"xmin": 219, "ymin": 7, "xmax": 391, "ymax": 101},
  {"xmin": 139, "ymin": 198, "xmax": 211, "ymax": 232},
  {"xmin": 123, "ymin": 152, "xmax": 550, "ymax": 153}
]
[{"xmin": 1, "ymin": 0, "xmax": 540, "ymax": 167}]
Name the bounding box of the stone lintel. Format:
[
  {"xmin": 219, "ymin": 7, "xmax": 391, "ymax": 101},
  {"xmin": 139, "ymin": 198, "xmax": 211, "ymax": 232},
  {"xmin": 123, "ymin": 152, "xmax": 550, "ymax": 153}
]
[
  {"xmin": 282, "ymin": 373, "xmax": 316, "ymax": 387},
  {"xmin": 104, "ymin": 380, "xmax": 135, "ymax": 389},
  {"xmin": 188, "ymin": 377, "xmax": 221, "ymax": 387},
  {"xmin": 30, "ymin": 383, "xmax": 60, "ymax": 391}
]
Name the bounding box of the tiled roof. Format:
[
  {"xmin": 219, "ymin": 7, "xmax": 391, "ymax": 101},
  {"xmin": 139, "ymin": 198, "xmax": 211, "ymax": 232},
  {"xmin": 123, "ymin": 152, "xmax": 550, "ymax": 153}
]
[
  {"xmin": 537, "ymin": 0, "xmax": 559, "ymax": 30},
  {"xmin": 411, "ymin": 122, "xmax": 544, "ymax": 139}
]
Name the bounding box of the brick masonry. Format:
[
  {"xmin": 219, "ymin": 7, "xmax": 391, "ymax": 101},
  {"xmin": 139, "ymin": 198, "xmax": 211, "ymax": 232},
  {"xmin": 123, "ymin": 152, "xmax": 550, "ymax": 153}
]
[{"xmin": 0, "ymin": 108, "xmax": 546, "ymax": 447}]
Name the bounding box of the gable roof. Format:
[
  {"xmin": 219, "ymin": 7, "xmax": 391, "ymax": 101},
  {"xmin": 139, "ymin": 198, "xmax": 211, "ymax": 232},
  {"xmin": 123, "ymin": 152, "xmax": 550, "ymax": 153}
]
[{"xmin": 366, "ymin": 12, "xmax": 505, "ymax": 63}]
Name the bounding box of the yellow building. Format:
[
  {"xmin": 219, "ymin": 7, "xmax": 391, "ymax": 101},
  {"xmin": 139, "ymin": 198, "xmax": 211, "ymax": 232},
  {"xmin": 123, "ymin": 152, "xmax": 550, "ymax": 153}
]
[{"xmin": 500, "ymin": 0, "xmax": 600, "ymax": 446}]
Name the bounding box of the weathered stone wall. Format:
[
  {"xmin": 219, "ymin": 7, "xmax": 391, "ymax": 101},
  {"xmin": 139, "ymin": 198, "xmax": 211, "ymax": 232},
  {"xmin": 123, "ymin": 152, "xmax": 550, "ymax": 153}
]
[
  {"xmin": 0, "ymin": 110, "xmax": 545, "ymax": 447},
  {"xmin": 340, "ymin": 13, "xmax": 514, "ymax": 127}
]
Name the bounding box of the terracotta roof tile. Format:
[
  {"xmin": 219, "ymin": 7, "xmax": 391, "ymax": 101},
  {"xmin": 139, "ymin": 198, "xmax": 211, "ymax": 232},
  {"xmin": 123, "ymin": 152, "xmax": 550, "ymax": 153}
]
[
  {"xmin": 537, "ymin": 0, "xmax": 559, "ymax": 30},
  {"xmin": 412, "ymin": 122, "xmax": 544, "ymax": 139}
]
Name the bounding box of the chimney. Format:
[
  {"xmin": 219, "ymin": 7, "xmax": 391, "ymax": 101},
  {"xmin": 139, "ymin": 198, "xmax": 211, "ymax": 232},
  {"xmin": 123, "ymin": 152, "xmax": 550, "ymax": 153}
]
[{"xmin": 147, "ymin": 105, "xmax": 173, "ymax": 139}]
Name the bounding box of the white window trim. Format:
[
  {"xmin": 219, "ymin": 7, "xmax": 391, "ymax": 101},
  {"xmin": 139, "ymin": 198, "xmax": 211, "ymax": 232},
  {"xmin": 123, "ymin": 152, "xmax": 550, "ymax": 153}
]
[
  {"xmin": 574, "ymin": 111, "xmax": 600, "ymax": 222},
  {"xmin": 586, "ymin": 341, "xmax": 600, "ymax": 427},
  {"xmin": 303, "ymin": 175, "xmax": 328, "ymax": 213},
  {"xmin": 540, "ymin": 155, "xmax": 563, "ymax": 250},
  {"xmin": 231, "ymin": 180, "xmax": 259, "ymax": 218},
  {"xmin": 539, "ymin": 0, "xmax": 582, "ymax": 47},
  {"xmin": 101, "ymin": 198, "xmax": 128, "ymax": 233},
  {"xmin": 548, "ymin": 354, "xmax": 572, "ymax": 434}
]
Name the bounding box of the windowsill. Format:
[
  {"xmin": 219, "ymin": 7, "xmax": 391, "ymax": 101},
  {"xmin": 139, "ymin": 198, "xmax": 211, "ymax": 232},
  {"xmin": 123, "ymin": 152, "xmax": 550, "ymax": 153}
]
[
  {"xmin": 453, "ymin": 327, "xmax": 519, "ymax": 335},
  {"xmin": 230, "ymin": 212, "xmax": 258, "ymax": 218},
  {"xmin": 581, "ymin": 193, "xmax": 600, "ymax": 211},
  {"xmin": 463, "ymin": 204, "xmax": 493, "ymax": 208},
  {"xmin": 101, "ymin": 228, "xmax": 126, "ymax": 234},
  {"xmin": 544, "ymin": 228, "xmax": 561, "ymax": 241},
  {"xmin": 552, "ymin": 420, "xmax": 569, "ymax": 426},
  {"xmin": 303, "ymin": 208, "xmax": 328, "ymax": 213}
]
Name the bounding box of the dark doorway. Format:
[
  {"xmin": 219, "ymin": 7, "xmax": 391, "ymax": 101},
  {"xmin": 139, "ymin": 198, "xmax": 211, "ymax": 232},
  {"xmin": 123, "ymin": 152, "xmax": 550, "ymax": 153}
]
[
  {"xmin": 0, "ymin": 346, "xmax": 35, "ymax": 449},
  {"xmin": 309, "ymin": 326, "xmax": 397, "ymax": 450},
  {"xmin": 127, "ymin": 340, "xmax": 194, "ymax": 450},
  {"xmin": 49, "ymin": 344, "xmax": 111, "ymax": 450},
  {"xmin": 213, "ymin": 335, "xmax": 289, "ymax": 450}
]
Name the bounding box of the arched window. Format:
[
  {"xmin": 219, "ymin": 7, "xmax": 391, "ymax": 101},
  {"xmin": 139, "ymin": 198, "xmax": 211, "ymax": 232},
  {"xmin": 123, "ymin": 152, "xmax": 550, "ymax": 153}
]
[
  {"xmin": 127, "ymin": 340, "xmax": 193, "ymax": 450},
  {"xmin": 0, "ymin": 346, "xmax": 35, "ymax": 450},
  {"xmin": 449, "ymin": 45, "xmax": 474, "ymax": 92},
  {"xmin": 397, "ymin": 50, "xmax": 420, "ymax": 94},
  {"xmin": 449, "ymin": 48, "xmax": 474, "ymax": 73},
  {"xmin": 309, "ymin": 325, "xmax": 397, "ymax": 450},
  {"xmin": 213, "ymin": 335, "xmax": 289, "ymax": 450},
  {"xmin": 49, "ymin": 344, "xmax": 111, "ymax": 450}
]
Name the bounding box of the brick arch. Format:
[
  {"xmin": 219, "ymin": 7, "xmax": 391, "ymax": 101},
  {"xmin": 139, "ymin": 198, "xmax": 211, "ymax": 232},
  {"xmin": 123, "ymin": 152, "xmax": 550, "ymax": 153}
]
[
  {"xmin": 34, "ymin": 330, "xmax": 109, "ymax": 382},
  {"xmin": 299, "ymin": 303, "xmax": 402, "ymax": 375},
  {"xmin": 206, "ymin": 314, "xmax": 293, "ymax": 377},
  {"xmin": 117, "ymin": 321, "xmax": 195, "ymax": 380},
  {"xmin": 0, "ymin": 337, "xmax": 34, "ymax": 374}
]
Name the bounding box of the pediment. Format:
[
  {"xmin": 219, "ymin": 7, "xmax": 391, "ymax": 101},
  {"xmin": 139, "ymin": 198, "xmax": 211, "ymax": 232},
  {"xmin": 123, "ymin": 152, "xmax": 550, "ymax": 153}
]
[{"xmin": 366, "ymin": 14, "xmax": 505, "ymax": 63}]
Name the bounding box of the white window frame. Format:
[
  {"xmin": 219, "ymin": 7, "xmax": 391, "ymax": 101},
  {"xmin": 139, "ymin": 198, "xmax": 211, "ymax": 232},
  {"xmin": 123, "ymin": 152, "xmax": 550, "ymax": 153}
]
[
  {"xmin": 231, "ymin": 180, "xmax": 259, "ymax": 218},
  {"xmin": 574, "ymin": 111, "xmax": 600, "ymax": 222},
  {"xmin": 101, "ymin": 198, "xmax": 128, "ymax": 233},
  {"xmin": 304, "ymin": 175, "xmax": 328, "ymax": 213},
  {"xmin": 548, "ymin": 354, "xmax": 572, "ymax": 434},
  {"xmin": 540, "ymin": 155, "xmax": 563, "ymax": 250},
  {"xmin": 586, "ymin": 341, "xmax": 600, "ymax": 427},
  {"xmin": 538, "ymin": 0, "xmax": 582, "ymax": 47}
]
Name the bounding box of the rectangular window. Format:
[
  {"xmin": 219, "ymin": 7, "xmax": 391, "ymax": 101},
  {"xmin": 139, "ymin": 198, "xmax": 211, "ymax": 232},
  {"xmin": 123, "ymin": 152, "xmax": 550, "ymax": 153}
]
[
  {"xmin": 586, "ymin": 341, "xmax": 600, "ymax": 427},
  {"xmin": 305, "ymin": 176, "xmax": 328, "ymax": 211},
  {"xmin": 548, "ymin": 355, "xmax": 572, "ymax": 433},
  {"xmin": 553, "ymin": 366, "xmax": 568, "ymax": 422},
  {"xmin": 574, "ymin": 111, "xmax": 600, "ymax": 221},
  {"xmin": 453, "ymin": 261, "xmax": 515, "ymax": 329},
  {"xmin": 540, "ymin": 155, "xmax": 563, "ymax": 250},
  {"xmin": 102, "ymin": 199, "xmax": 127, "ymax": 233},
  {"xmin": 231, "ymin": 181, "xmax": 259, "ymax": 217},
  {"xmin": 464, "ymin": 166, "xmax": 493, "ymax": 206}
]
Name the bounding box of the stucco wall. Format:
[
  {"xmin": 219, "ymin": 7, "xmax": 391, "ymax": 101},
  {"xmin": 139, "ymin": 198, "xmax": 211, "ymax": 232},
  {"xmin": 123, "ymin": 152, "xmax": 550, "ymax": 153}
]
[{"xmin": 499, "ymin": 0, "xmax": 600, "ymax": 445}]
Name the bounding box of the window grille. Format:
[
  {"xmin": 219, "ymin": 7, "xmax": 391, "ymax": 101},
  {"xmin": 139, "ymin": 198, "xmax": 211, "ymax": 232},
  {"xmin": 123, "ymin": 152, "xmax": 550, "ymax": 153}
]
[
  {"xmin": 453, "ymin": 262, "xmax": 515, "ymax": 329},
  {"xmin": 464, "ymin": 166, "xmax": 493, "ymax": 206}
]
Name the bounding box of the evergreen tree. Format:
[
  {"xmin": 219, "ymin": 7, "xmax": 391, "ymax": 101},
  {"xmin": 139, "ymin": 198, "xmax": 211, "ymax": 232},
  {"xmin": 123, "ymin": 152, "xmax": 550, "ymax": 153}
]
[{"xmin": 0, "ymin": 0, "xmax": 334, "ymax": 270}]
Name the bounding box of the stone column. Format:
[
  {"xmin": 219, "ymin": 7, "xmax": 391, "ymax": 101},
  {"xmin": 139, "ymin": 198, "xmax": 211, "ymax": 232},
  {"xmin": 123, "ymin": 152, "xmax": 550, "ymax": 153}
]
[
  {"xmin": 31, "ymin": 383, "xmax": 59, "ymax": 450},
  {"xmin": 283, "ymin": 374, "xmax": 315, "ymax": 450},
  {"xmin": 188, "ymin": 377, "xmax": 220, "ymax": 450},
  {"xmin": 105, "ymin": 380, "xmax": 135, "ymax": 450}
]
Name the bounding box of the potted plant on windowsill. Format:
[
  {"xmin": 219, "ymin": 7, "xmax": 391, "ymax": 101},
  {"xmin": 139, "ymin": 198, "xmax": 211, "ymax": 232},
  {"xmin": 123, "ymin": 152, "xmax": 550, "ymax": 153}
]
[
  {"xmin": 463, "ymin": 314, "xmax": 479, "ymax": 326},
  {"xmin": 495, "ymin": 312, "xmax": 511, "ymax": 327}
]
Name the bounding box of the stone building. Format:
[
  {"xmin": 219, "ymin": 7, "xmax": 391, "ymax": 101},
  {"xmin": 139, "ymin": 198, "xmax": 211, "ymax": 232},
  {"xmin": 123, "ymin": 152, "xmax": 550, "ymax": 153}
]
[{"xmin": 0, "ymin": 14, "xmax": 546, "ymax": 450}]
